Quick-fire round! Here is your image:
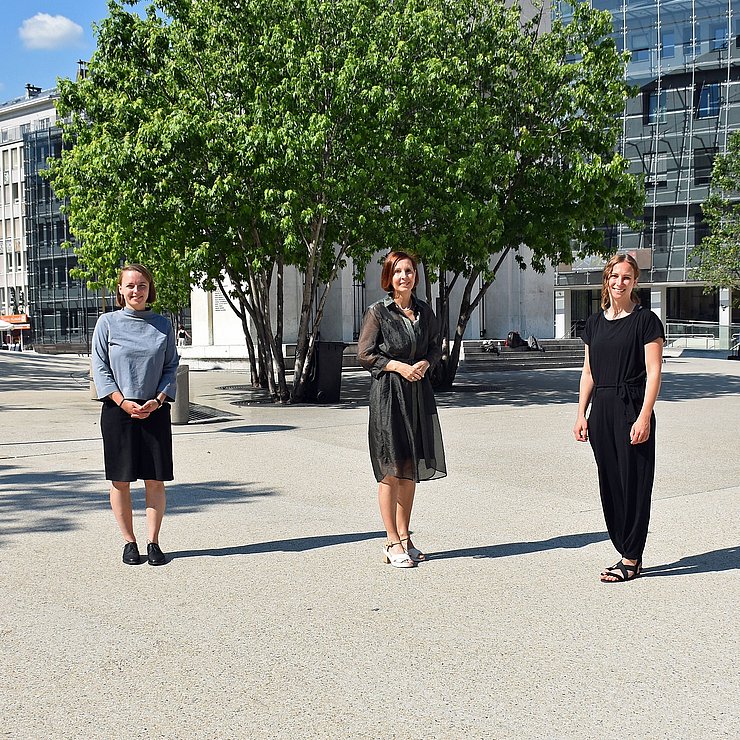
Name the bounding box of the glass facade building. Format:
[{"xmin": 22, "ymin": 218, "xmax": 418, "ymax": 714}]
[
  {"xmin": 554, "ymin": 1, "xmax": 740, "ymax": 348},
  {"xmin": 24, "ymin": 125, "xmax": 105, "ymax": 352}
]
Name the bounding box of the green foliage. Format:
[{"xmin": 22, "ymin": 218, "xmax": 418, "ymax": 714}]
[
  {"xmin": 365, "ymin": 0, "xmax": 642, "ymax": 385},
  {"xmin": 48, "ymin": 0, "xmax": 641, "ymax": 394},
  {"xmin": 694, "ymin": 130, "xmax": 740, "ymax": 291},
  {"xmin": 370, "ymin": 1, "xmax": 641, "ymax": 274}
]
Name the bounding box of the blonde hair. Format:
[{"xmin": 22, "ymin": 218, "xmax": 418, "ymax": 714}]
[{"xmin": 600, "ymin": 253, "xmax": 640, "ymax": 310}]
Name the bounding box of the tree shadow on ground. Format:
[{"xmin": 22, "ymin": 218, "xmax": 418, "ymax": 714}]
[
  {"xmin": 430, "ymin": 531, "xmax": 610, "ymax": 560},
  {"xmin": 642, "ymin": 546, "xmax": 739, "ymax": 577},
  {"xmin": 296, "ymin": 366, "xmax": 740, "ymax": 410},
  {"xmin": 168, "ymin": 530, "xmax": 386, "ymax": 560},
  {"xmin": 220, "ymin": 424, "xmax": 296, "ymax": 434},
  {"xmin": 0, "ymin": 353, "xmax": 91, "ymax": 392},
  {"xmin": 0, "ymin": 461, "xmax": 276, "ymax": 544}
]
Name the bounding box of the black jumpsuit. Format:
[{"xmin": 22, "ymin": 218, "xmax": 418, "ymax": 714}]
[{"xmin": 582, "ymin": 307, "xmax": 665, "ymax": 560}]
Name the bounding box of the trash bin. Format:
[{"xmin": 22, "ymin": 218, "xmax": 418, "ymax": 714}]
[
  {"xmin": 303, "ymin": 341, "xmax": 346, "ymax": 403},
  {"xmin": 171, "ymin": 364, "xmax": 190, "ymax": 424}
]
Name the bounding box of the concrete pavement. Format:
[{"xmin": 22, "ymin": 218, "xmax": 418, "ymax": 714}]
[{"xmin": 0, "ymin": 350, "xmax": 738, "ymax": 739}]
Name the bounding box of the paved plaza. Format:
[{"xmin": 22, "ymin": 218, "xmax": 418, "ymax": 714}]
[{"xmin": 0, "ymin": 350, "xmax": 738, "ymax": 739}]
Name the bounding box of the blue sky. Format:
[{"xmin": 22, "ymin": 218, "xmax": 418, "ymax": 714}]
[{"xmin": 0, "ymin": 1, "xmax": 144, "ymax": 103}]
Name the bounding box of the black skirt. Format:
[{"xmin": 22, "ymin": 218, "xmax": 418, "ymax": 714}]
[{"xmin": 100, "ymin": 400, "xmax": 174, "ymax": 482}]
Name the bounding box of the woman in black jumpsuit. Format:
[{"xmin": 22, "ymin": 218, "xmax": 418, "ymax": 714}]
[
  {"xmin": 574, "ymin": 254, "xmax": 664, "ymax": 582},
  {"xmin": 358, "ymin": 251, "xmax": 446, "ymax": 568}
]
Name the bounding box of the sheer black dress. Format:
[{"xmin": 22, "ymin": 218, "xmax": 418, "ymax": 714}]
[
  {"xmin": 582, "ymin": 306, "xmax": 665, "ymax": 560},
  {"xmin": 357, "ymin": 295, "xmax": 447, "ymax": 483}
]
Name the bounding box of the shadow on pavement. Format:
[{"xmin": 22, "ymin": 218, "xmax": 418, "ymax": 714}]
[
  {"xmin": 220, "ymin": 424, "xmax": 296, "ymax": 434},
  {"xmin": 0, "ymin": 353, "xmax": 91, "ymax": 392},
  {"xmin": 0, "ymin": 463, "xmax": 276, "ymax": 543},
  {"xmin": 430, "ymin": 531, "xmax": 610, "ymax": 560},
  {"xmin": 642, "ymin": 546, "xmax": 739, "ymax": 577},
  {"xmin": 312, "ymin": 367, "xmax": 740, "ymax": 410},
  {"xmin": 168, "ymin": 530, "xmax": 385, "ymax": 559}
]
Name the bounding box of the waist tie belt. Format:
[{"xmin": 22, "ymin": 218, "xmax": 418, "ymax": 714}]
[{"xmin": 595, "ymin": 378, "xmax": 646, "ymax": 424}]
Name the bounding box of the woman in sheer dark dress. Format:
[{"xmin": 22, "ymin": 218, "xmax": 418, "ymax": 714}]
[
  {"xmin": 358, "ymin": 251, "xmax": 447, "ymax": 568},
  {"xmin": 573, "ymin": 253, "xmax": 664, "ymax": 582}
]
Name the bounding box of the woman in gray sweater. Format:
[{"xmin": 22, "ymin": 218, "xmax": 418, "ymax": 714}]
[{"xmin": 92, "ymin": 264, "xmax": 179, "ymax": 566}]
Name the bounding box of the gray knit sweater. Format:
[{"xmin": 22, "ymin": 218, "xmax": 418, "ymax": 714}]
[{"xmin": 92, "ymin": 307, "xmax": 179, "ymax": 401}]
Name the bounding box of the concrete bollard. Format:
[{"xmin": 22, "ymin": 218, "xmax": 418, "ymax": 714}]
[{"xmin": 171, "ymin": 364, "xmax": 190, "ymax": 425}]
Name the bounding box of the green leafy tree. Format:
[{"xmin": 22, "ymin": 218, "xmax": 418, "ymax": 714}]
[
  {"xmin": 369, "ymin": 0, "xmax": 643, "ymax": 386},
  {"xmin": 693, "ymin": 130, "xmax": 740, "ymax": 292},
  {"xmin": 50, "ymin": 0, "xmax": 405, "ymax": 401},
  {"xmin": 49, "ymin": 0, "xmax": 641, "ymax": 397}
]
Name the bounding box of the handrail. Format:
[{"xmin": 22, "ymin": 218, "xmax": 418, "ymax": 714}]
[{"xmin": 665, "ymin": 333, "xmax": 717, "ymax": 350}]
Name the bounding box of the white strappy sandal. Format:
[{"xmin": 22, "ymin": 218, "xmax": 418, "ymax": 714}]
[
  {"xmin": 383, "ymin": 541, "xmax": 415, "ymax": 568},
  {"xmin": 400, "ymin": 534, "xmax": 427, "ymax": 563}
]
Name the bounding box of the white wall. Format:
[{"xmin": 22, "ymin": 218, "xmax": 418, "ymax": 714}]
[
  {"xmin": 189, "ymin": 246, "xmax": 555, "ymax": 354},
  {"xmin": 485, "ymin": 249, "xmax": 555, "ymax": 339}
]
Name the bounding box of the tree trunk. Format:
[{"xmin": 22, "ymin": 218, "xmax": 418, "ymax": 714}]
[
  {"xmin": 434, "ymin": 247, "xmax": 512, "ymax": 388},
  {"xmin": 291, "ymin": 218, "xmax": 325, "ymax": 402},
  {"xmin": 216, "ymin": 276, "xmax": 260, "ymax": 387},
  {"xmin": 247, "ymin": 266, "xmax": 288, "ymax": 402}
]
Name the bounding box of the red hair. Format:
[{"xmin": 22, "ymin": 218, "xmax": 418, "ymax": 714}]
[{"xmin": 380, "ymin": 251, "xmax": 419, "ymax": 292}]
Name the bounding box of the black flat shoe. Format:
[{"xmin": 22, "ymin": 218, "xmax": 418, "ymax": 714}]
[
  {"xmin": 147, "ymin": 542, "xmax": 167, "ymax": 566},
  {"xmin": 122, "ymin": 541, "xmax": 141, "ymax": 565}
]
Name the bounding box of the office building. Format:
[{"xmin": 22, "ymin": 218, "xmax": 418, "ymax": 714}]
[
  {"xmin": 554, "ymin": 0, "xmax": 739, "ymax": 349},
  {"xmin": 0, "ymin": 84, "xmax": 104, "ymax": 352}
]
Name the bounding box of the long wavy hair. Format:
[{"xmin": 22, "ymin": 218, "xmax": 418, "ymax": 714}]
[{"xmin": 600, "ymin": 253, "xmax": 640, "ymax": 310}]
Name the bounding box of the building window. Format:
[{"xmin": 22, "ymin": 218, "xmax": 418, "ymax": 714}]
[
  {"xmin": 631, "ymin": 33, "xmax": 651, "ymax": 62},
  {"xmin": 602, "ymin": 224, "xmax": 618, "ymax": 252},
  {"xmin": 555, "ymin": 1, "xmax": 574, "ymax": 22},
  {"xmin": 694, "ymin": 147, "xmax": 717, "ymax": 186},
  {"xmin": 694, "ymin": 215, "xmax": 710, "ymax": 246},
  {"xmin": 646, "ymin": 152, "xmax": 668, "ymax": 188},
  {"xmin": 711, "ymin": 25, "xmax": 728, "ymax": 51},
  {"xmin": 661, "ymin": 30, "xmax": 675, "ymax": 58},
  {"xmin": 696, "ymin": 83, "xmax": 720, "ymax": 118},
  {"xmin": 645, "ymin": 90, "xmax": 667, "ymax": 125},
  {"xmin": 644, "ymin": 216, "xmax": 668, "ymax": 250},
  {"xmin": 683, "ymin": 27, "xmax": 699, "ymax": 57}
]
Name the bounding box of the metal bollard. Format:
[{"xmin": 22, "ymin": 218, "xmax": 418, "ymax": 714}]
[{"xmin": 171, "ymin": 364, "xmax": 190, "ymax": 425}]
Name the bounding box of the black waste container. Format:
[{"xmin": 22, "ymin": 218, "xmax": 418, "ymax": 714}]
[{"xmin": 303, "ymin": 341, "xmax": 347, "ymax": 403}]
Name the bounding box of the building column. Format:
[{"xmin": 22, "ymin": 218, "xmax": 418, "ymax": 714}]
[
  {"xmin": 650, "ymin": 285, "xmax": 667, "ymax": 324},
  {"xmin": 554, "ymin": 289, "xmax": 570, "ymax": 338},
  {"xmin": 463, "ymin": 275, "xmax": 482, "ymax": 340},
  {"xmin": 719, "ymin": 287, "xmax": 731, "ymax": 350}
]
